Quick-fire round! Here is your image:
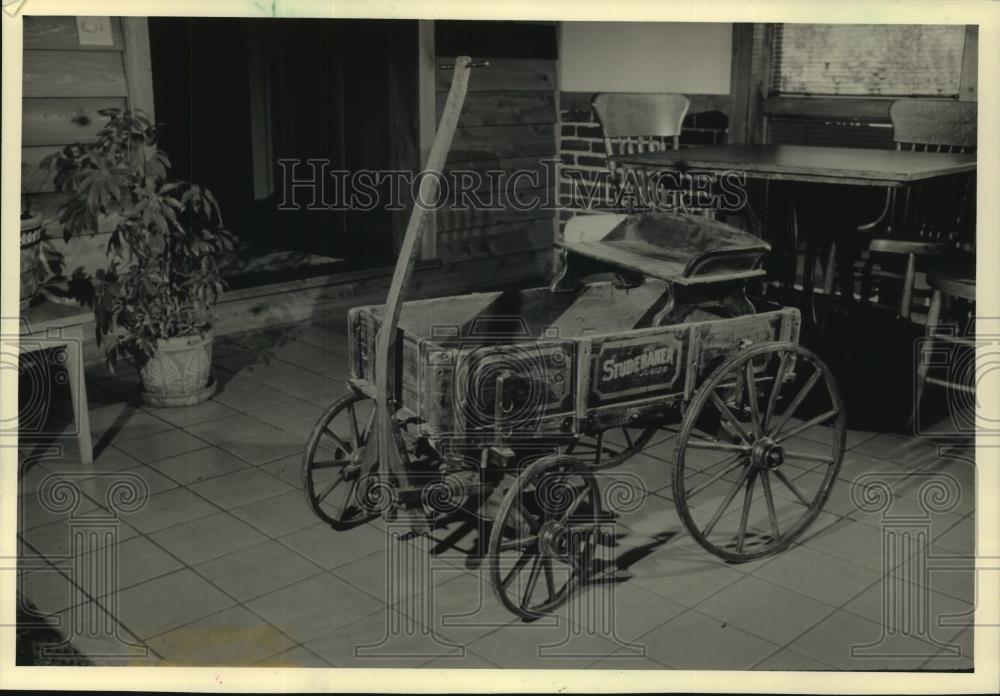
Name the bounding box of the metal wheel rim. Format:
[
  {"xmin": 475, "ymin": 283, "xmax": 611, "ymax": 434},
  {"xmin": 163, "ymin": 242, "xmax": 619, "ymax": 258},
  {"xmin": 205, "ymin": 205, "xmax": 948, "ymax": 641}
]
[
  {"xmin": 487, "ymin": 455, "xmax": 603, "ymax": 619},
  {"xmin": 673, "ymin": 342, "xmax": 846, "ymax": 562},
  {"xmin": 301, "ymin": 391, "xmax": 379, "ymax": 529}
]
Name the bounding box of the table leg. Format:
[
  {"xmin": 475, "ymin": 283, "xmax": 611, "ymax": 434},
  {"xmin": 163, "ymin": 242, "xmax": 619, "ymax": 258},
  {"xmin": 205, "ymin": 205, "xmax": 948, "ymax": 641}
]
[{"xmin": 64, "ymin": 327, "xmax": 93, "ymax": 464}]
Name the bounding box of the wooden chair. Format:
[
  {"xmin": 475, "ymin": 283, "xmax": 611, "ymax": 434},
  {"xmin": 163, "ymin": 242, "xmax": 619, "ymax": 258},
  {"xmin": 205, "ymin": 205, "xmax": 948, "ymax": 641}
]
[
  {"xmin": 854, "ymin": 99, "xmax": 977, "ymax": 319},
  {"xmin": 914, "ymin": 256, "xmax": 976, "ymax": 425},
  {"xmin": 592, "ymin": 93, "xmax": 689, "ymax": 210}
]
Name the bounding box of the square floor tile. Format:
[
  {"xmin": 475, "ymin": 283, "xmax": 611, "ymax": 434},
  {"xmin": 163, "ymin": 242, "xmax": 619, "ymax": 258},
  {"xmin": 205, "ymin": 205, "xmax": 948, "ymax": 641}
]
[
  {"xmin": 246, "ymin": 398, "xmax": 325, "ymax": 429},
  {"xmin": 148, "ymin": 446, "xmax": 251, "ymax": 486},
  {"xmin": 146, "ymin": 399, "xmax": 238, "ymax": 428},
  {"xmin": 246, "ymin": 572, "xmax": 383, "ymax": 643},
  {"xmin": 20, "ymin": 514, "xmax": 139, "ymax": 559},
  {"xmin": 792, "ymin": 609, "xmax": 941, "ymax": 670},
  {"xmin": 751, "ymin": 648, "xmax": 833, "ymax": 671},
  {"xmin": 921, "ymin": 628, "xmax": 972, "ymax": 670},
  {"xmin": 399, "ymin": 571, "xmax": 519, "ymax": 646},
  {"xmin": 77, "ymin": 447, "xmax": 145, "ymax": 476},
  {"xmin": 79, "ymin": 535, "xmax": 184, "ymax": 596},
  {"xmin": 258, "ymin": 454, "xmax": 302, "ymax": 487},
  {"xmin": 92, "ymin": 411, "xmax": 174, "ymax": 443},
  {"xmin": 116, "ymin": 429, "xmax": 207, "ymax": 464},
  {"xmin": 19, "ymin": 568, "xmax": 83, "ymax": 615},
  {"xmin": 625, "ymin": 549, "xmax": 744, "ymax": 608},
  {"xmin": 150, "ymin": 511, "xmax": 268, "ymax": 566},
  {"xmin": 220, "ymin": 429, "xmax": 306, "ymax": 466},
  {"xmin": 636, "ymin": 609, "xmax": 780, "ymax": 669},
  {"xmin": 110, "ymin": 569, "xmax": 236, "ymax": 640},
  {"xmin": 120, "ymin": 487, "xmax": 220, "ymax": 534},
  {"xmin": 555, "ymin": 579, "xmax": 686, "ymax": 643},
  {"xmin": 77, "ymin": 465, "xmax": 179, "ymax": 507},
  {"xmin": 230, "ymin": 490, "xmax": 319, "ymax": 538},
  {"xmin": 18, "ymin": 485, "xmax": 102, "ymax": 532},
  {"xmin": 189, "ymin": 469, "xmax": 292, "ymax": 510},
  {"xmin": 802, "ymin": 518, "xmax": 911, "ymax": 572},
  {"xmin": 695, "ymin": 574, "xmax": 837, "ymax": 646},
  {"xmin": 331, "ymin": 542, "xmax": 468, "ymax": 606},
  {"xmin": 752, "ymin": 545, "xmax": 880, "ymax": 607},
  {"xmin": 147, "ymin": 605, "xmax": 295, "ymax": 666},
  {"xmin": 254, "ymin": 645, "xmax": 331, "ymax": 667},
  {"xmin": 51, "ymin": 599, "xmax": 158, "ymax": 665},
  {"xmin": 933, "ymin": 516, "xmax": 974, "ymax": 555},
  {"xmin": 842, "ymin": 577, "xmax": 974, "ymax": 640},
  {"xmin": 306, "ymin": 608, "xmax": 462, "ymax": 668},
  {"xmin": 184, "ymin": 413, "xmax": 273, "ymax": 446},
  {"xmin": 214, "ymin": 383, "xmax": 291, "ymax": 412},
  {"xmin": 465, "ymin": 615, "xmax": 623, "ymax": 669},
  {"xmin": 195, "ymin": 540, "xmax": 323, "ymax": 601},
  {"xmin": 278, "ymin": 522, "xmax": 388, "ymax": 570}
]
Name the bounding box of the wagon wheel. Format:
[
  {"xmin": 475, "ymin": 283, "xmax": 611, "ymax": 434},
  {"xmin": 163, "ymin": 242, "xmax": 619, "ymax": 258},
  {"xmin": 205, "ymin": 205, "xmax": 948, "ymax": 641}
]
[
  {"xmin": 487, "ymin": 455, "xmax": 604, "ymax": 619},
  {"xmin": 563, "ymin": 426, "xmax": 661, "ymax": 470},
  {"xmin": 674, "ymin": 342, "xmax": 845, "ymax": 562},
  {"xmin": 302, "ymin": 391, "xmax": 380, "ymax": 529}
]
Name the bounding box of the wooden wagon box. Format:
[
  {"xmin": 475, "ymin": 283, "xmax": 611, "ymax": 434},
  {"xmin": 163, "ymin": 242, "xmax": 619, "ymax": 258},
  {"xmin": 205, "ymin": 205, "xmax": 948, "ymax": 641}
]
[{"xmin": 348, "ymin": 280, "xmax": 800, "ymax": 439}]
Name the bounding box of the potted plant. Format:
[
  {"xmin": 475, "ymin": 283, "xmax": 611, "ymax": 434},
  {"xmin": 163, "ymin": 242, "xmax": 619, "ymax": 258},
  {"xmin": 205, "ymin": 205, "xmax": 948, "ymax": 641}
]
[
  {"xmin": 20, "ymin": 191, "xmax": 43, "ymax": 310},
  {"xmin": 44, "ymin": 109, "xmax": 235, "ymax": 407}
]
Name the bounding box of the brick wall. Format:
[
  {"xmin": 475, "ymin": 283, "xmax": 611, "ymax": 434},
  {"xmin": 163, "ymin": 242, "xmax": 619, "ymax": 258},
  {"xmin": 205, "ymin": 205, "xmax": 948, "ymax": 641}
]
[{"xmin": 557, "ymin": 93, "xmax": 730, "ymax": 233}]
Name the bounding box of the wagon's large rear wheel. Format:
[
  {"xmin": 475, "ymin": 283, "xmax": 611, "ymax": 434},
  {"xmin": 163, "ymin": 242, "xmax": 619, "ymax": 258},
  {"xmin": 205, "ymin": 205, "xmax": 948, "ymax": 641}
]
[
  {"xmin": 487, "ymin": 455, "xmax": 604, "ymax": 619},
  {"xmin": 302, "ymin": 392, "xmax": 380, "ymax": 529},
  {"xmin": 674, "ymin": 342, "xmax": 845, "ymax": 562},
  {"xmin": 563, "ymin": 426, "xmax": 662, "ymax": 470}
]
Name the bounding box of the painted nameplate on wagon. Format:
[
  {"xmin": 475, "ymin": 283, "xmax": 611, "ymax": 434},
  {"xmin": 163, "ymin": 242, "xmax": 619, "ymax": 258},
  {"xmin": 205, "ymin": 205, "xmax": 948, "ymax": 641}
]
[{"xmin": 590, "ymin": 330, "xmax": 686, "ymax": 406}]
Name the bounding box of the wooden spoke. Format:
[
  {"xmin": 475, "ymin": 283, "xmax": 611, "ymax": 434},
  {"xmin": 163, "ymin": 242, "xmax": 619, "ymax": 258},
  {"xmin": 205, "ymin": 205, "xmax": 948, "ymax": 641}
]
[
  {"xmin": 322, "ymin": 427, "xmax": 352, "ymax": 454},
  {"xmin": 744, "ymin": 360, "xmax": 763, "ymax": 439},
  {"xmin": 764, "ymin": 352, "xmax": 789, "ymax": 430},
  {"xmin": 684, "ymin": 453, "xmax": 746, "ymax": 499},
  {"xmin": 303, "ymin": 392, "xmax": 380, "ymax": 529},
  {"xmin": 543, "ymin": 557, "xmax": 557, "ymax": 601},
  {"xmin": 560, "ymin": 487, "xmax": 591, "ymax": 523},
  {"xmin": 687, "ymin": 438, "xmax": 752, "ymax": 454},
  {"xmin": 710, "ymin": 392, "xmax": 752, "ymax": 444},
  {"xmin": 735, "ymin": 471, "xmax": 758, "ymax": 553},
  {"xmin": 521, "ymin": 555, "xmax": 543, "ymax": 609},
  {"xmin": 674, "ymin": 343, "xmax": 845, "ymax": 562},
  {"xmin": 760, "ymin": 471, "xmax": 782, "ymax": 541},
  {"xmin": 773, "ymin": 409, "xmax": 840, "ymax": 444},
  {"xmin": 703, "ymin": 466, "xmax": 751, "ymax": 538},
  {"xmin": 499, "ymin": 535, "xmax": 537, "ymax": 552},
  {"xmin": 348, "ymin": 404, "xmax": 361, "ymax": 448},
  {"xmin": 593, "ymin": 430, "xmax": 605, "ymax": 469},
  {"xmin": 773, "ymin": 468, "xmax": 811, "ymax": 506},
  {"xmin": 767, "ymin": 369, "xmax": 822, "ymax": 438},
  {"xmin": 782, "ymin": 450, "xmax": 835, "ymax": 465},
  {"xmin": 501, "ymin": 552, "xmax": 533, "ymax": 589},
  {"xmin": 622, "ymin": 428, "xmax": 634, "ymax": 448}
]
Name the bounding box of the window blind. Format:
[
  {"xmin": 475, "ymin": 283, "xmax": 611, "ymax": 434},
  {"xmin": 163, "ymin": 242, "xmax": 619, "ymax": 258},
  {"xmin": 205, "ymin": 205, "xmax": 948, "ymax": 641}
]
[{"xmin": 772, "ymin": 24, "xmax": 966, "ymax": 97}]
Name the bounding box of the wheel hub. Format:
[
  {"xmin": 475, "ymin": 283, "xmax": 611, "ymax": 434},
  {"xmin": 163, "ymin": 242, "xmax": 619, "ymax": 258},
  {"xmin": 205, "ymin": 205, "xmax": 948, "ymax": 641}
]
[
  {"xmin": 538, "ymin": 519, "xmax": 571, "ymax": 558},
  {"xmin": 751, "ymin": 437, "xmax": 785, "ymax": 470}
]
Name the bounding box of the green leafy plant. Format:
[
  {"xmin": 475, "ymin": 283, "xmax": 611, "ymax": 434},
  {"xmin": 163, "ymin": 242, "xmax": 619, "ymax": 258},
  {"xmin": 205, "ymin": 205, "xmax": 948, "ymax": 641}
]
[{"xmin": 43, "ymin": 109, "xmax": 235, "ymax": 371}]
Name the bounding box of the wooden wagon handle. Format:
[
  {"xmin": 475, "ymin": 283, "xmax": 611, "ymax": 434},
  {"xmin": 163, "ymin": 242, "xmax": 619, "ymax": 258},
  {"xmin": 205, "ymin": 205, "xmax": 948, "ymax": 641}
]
[{"xmin": 373, "ymin": 55, "xmax": 479, "ymax": 491}]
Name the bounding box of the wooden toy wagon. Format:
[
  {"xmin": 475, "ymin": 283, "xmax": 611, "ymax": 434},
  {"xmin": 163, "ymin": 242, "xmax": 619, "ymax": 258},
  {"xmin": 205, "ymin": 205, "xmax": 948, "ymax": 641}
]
[{"xmin": 301, "ymin": 58, "xmax": 846, "ymax": 619}]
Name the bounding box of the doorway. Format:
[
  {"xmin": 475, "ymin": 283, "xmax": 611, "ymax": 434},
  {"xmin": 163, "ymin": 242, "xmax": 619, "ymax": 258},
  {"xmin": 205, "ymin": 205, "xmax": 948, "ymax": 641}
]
[{"xmin": 148, "ymin": 18, "xmax": 419, "ymax": 276}]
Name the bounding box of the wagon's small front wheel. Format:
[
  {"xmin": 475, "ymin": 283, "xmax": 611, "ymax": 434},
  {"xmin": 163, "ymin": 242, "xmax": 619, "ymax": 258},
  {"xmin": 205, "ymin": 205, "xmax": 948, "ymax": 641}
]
[
  {"xmin": 302, "ymin": 391, "xmax": 380, "ymax": 529},
  {"xmin": 487, "ymin": 455, "xmax": 604, "ymax": 619},
  {"xmin": 674, "ymin": 342, "xmax": 845, "ymax": 562}
]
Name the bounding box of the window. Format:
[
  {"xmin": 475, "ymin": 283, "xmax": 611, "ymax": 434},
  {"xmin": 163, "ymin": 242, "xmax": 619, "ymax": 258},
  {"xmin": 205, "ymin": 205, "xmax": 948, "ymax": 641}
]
[{"xmin": 771, "ymin": 24, "xmax": 966, "ymax": 97}]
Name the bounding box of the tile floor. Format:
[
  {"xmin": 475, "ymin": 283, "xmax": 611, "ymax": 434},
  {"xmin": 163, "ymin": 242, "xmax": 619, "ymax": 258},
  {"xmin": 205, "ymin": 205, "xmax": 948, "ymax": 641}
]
[{"xmin": 15, "ymin": 320, "xmax": 976, "ymax": 670}]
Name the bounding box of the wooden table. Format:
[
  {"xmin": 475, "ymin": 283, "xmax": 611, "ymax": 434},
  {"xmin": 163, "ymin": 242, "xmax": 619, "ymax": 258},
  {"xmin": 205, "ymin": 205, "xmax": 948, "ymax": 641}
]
[
  {"xmin": 613, "ymin": 144, "xmax": 976, "ymax": 187},
  {"xmin": 614, "ymin": 144, "xmax": 977, "ymax": 319},
  {"xmin": 19, "ymin": 302, "xmax": 94, "ymax": 464}
]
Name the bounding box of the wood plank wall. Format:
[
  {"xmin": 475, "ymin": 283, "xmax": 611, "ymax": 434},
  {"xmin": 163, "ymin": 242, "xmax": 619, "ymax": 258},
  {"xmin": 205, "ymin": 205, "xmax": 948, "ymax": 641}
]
[
  {"xmin": 434, "ymin": 57, "xmax": 558, "ymax": 268},
  {"xmin": 21, "ymin": 17, "xmax": 144, "ymax": 275}
]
